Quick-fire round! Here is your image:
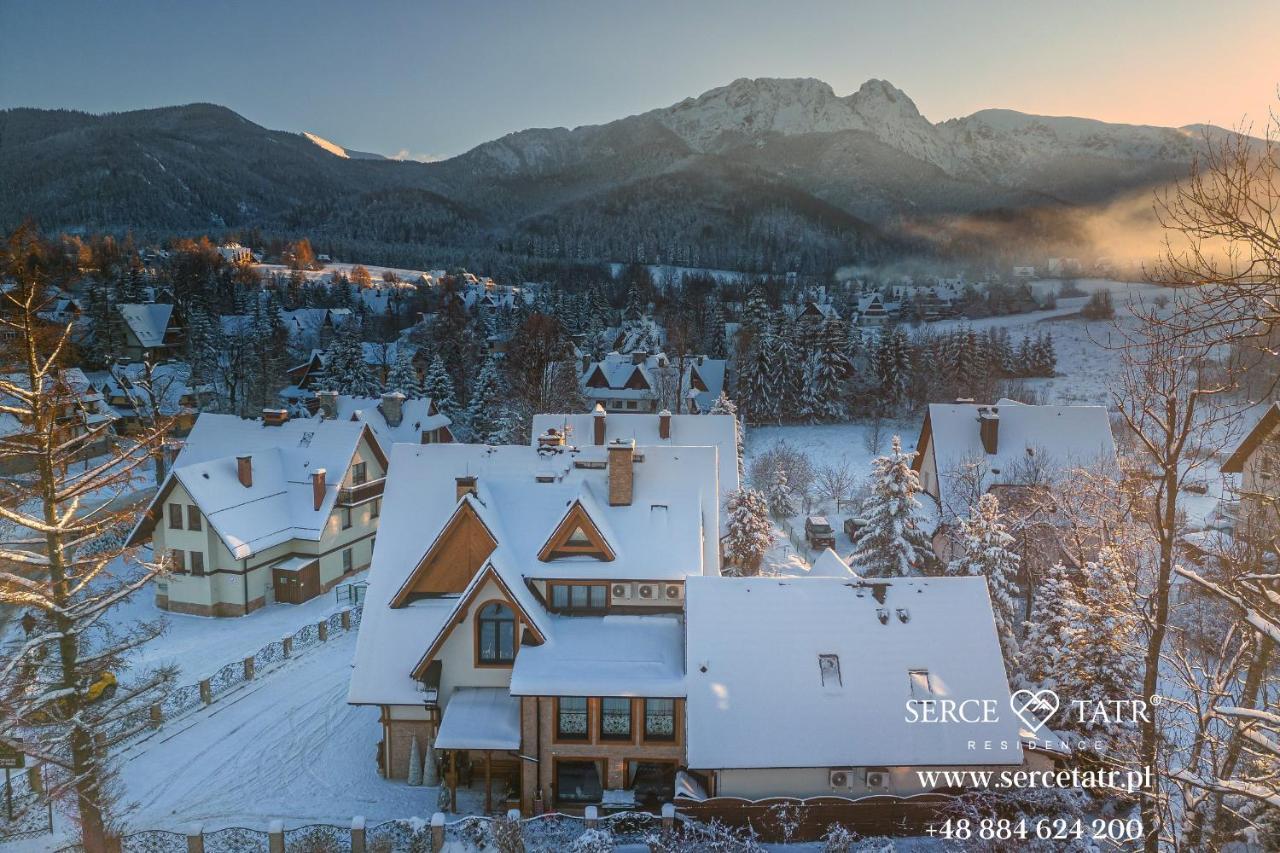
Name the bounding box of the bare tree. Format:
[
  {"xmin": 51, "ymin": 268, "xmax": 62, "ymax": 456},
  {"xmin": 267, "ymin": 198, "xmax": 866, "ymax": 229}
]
[{"xmin": 0, "ymin": 226, "xmax": 174, "ymax": 852}]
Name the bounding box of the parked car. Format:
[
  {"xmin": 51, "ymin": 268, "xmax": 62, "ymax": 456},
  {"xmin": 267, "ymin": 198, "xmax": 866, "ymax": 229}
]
[
  {"xmin": 844, "ymin": 517, "xmax": 869, "ymax": 542},
  {"xmin": 805, "ymin": 516, "xmax": 836, "ymax": 549}
]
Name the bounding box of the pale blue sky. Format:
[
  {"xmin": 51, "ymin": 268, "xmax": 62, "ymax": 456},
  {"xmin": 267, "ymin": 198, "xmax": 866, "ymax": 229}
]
[{"xmin": 2, "ymin": 0, "xmax": 1276, "ymax": 159}]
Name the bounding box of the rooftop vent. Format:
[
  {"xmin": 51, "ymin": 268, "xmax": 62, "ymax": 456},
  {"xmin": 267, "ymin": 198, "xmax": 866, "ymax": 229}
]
[
  {"xmin": 876, "ymin": 608, "xmax": 890, "ymax": 625},
  {"xmin": 818, "ymin": 654, "xmax": 842, "ymax": 687},
  {"xmin": 896, "ymin": 608, "xmax": 911, "ymax": 624}
]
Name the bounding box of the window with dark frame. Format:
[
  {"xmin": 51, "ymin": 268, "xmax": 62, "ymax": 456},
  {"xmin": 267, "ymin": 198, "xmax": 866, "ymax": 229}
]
[
  {"xmin": 169, "ymin": 549, "xmax": 185, "ymax": 572},
  {"xmin": 477, "ymin": 602, "xmax": 515, "ymax": 664},
  {"xmin": 167, "ymin": 503, "xmax": 183, "ymax": 530},
  {"xmin": 555, "ymin": 760, "xmax": 602, "ymax": 804},
  {"xmin": 600, "ymin": 697, "xmax": 632, "ymax": 740},
  {"xmin": 549, "ymin": 583, "xmax": 607, "ymax": 612},
  {"xmin": 342, "ymin": 548, "xmax": 353, "ymax": 573},
  {"xmin": 557, "ymin": 697, "xmax": 588, "ymax": 740},
  {"xmin": 643, "ymin": 698, "xmax": 676, "ymax": 741},
  {"xmin": 371, "ymin": 498, "xmax": 380, "ymax": 518},
  {"xmin": 186, "ymin": 505, "xmax": 202, "ymax": 531},
  {"xmin": 352, "ymin": 461, "xmax": 367, "ymax": 486},
  {"xmin": 189, "ymin": 550, "xmax": 204, "ymax": 576}
]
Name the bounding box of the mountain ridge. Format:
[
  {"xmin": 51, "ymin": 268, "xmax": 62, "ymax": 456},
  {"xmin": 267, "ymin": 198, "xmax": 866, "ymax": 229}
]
[{"xmin": 0, "ymin": 77, "xmax": 1221, "ymax": 271}]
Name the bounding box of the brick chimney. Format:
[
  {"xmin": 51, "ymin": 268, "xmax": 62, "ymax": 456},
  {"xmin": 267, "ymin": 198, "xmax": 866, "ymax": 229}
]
[
  {"xmin": 237, "ymin": 455, "xmax": 253, "ymax": 488},
  {"xmin": 978, "ymin": 406, "xmax": 1000, "ymax": 455},
  {"xmin": 312, "ymin": 468, "xmax": 326, "ymax": 511},
  {"xmin": 381, "ymin": 391, "xmax": 405, "ymax": 428},
  {"xmin": 317, "ymin": 390, "xmax": 339, "ymax": 419},
  {"xmin": 593, "ymin": 403, "xmax": 607, "ymax": 446},
  {"xmin": 658, "ymin": 408, "xmax": 671, "ymax": 440},
  {"xmin": 607, "ymin": 438, "xmax": 635, "ymax": 506},
  {"xmin": 456, "ymin": 475, "xmax": 478, "ymax": 503}
]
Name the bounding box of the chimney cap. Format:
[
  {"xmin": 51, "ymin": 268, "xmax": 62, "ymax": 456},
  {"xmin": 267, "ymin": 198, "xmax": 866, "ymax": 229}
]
[
  {"xmin": 382, "ymin": 390, "xmax": 406, "ymax": 400},
  {"xmin": 658, "ymin": 408, "xmax": 672, "ymax": 417},
  {"xmin": 608, "ymin": 437, "xmax": 635, "ymax": 449},
  {"xmin": 312, "ymin": 467, "xmax": 327, "ymax": 478},
  {"xmin": 456, "ymin": 474, "xmax": 478, "ymax": 485},
  {"xmin": 593, "ymin": 403, "xmax": 606, "ymax": 417}
]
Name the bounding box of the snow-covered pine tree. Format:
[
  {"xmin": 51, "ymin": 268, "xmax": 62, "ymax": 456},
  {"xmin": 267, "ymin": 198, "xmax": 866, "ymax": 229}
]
[
  {"xmin": 1067, "ymin": 548, "xmax": 1141, "ymax": 749},
  {"xmin": 797, "ymin": 350, "xmax": 823, "ymax": 424},
  {"xmin": 407, "ymin": 737, "xmax": 422, "ymax": 786},
  {"xmin": 723, "ymin": 489, "xmax": 774, "ymax": 575},
  {"xmin": 811, "ymin": 319, "xmax": 849, "ymax": 421},
  {"xmin": 1020, "ymin": 561, "xmax": 1080, "ymax": 693},
  {"xmin": 849, "ymin": 436, "xmax": 935, "ymax": 577},
  {"xmin": 737, "ymin": 335, "xmax": 779, "ymax": 424},
  {"xmin": 708, "ymin": 392, "xmax": 745, "ymax": 482},
  {"xmin": 324, "ymin": 325, "xmax": 380, "ymax": 397},
  {"xmin": 0, "ymin": 227, "xmax": 175, "ymax": 852},
  {"xmin": 466, "ymin": 353, "xmax": 517, "ymax": 444},
  {"xmin": 767, "ymin": 463, "xmax": 797, "ymax": 518},
  {"xmin": 421, "ymin": 353, "xmax": 458, "ymax": 421},
  {"xmin": 776, "ymin": 328, "xmax": 805, "ymax": 423},
  {"xmin": 946, "ymin": 493, "xmax": 1022, "ymax": 677},
  {"xmin": 386, "ymin": 346, "xmax": 425, "ymax": 398},
  {"xmin": 873, "ymin": 327, "xmax": 912, "ymax": 410}
]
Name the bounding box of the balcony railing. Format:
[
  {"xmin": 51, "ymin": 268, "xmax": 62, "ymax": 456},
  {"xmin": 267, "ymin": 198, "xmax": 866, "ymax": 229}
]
[{"xmin": 336, "ymin": 478, "xmax": 385, "ymax": 506}]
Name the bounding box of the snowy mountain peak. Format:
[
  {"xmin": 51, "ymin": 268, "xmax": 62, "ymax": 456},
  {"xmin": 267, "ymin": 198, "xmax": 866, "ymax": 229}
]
[{"xmin": 302, "ymin": 131, "xmax": 386, "ymax": 161}]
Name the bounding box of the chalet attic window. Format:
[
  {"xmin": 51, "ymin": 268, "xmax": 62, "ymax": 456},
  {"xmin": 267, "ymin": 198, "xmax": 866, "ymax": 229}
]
[
  {"xmin": 819, "ymin": 654, "xmax": 842, "ymax": 687},
  {"xmin": 352, "ymin": 461, "xmax": 368, "ymax": 486},
  {"xmin": 566, "ymin": 526, "xmax": 591, "ymax": 546},
  {"xmin": 909, "ymin": 669, "xmax": 934, "ymax": 699},
  {"xmin": 189, "ymin": 550, "xmax": 204, "ymax": 576},
  {"xmin": 340, "ymin": 507, "xmax": 352, "ymax": 530},
  {"xmin": 186, "ymin": 506, "xmax": 202, "ymax": 531},
  {"xmin": 167, "ymin": 503, "xmax": 183, "ymax": 530},
  {"xmin": 550, "ymin": 583, "xmax": 607, "ymax": 612},
  {"xmin": 169, "ymin": 549, "xmax": 185, "ymax": 573},
  {"xmin": 478, "ymin": 603, "xmax": 516, "ymax": 664}
]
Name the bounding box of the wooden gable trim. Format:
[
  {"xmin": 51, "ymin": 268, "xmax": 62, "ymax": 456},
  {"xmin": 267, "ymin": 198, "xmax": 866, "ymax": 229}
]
[
  {"xmin": 537, "ymin": 500, "xmax": 615, "ymax": 562},
  {"xmin": 390, "ymin": 498, "xmax": 498, "ymax": 607},
  {"xmin": 623, "ymin": 367, "xmax": 650, "ymax": 391},
  {"xmin": 1222, "ymin": 403, "xmax": 1280, "ymax": 473},
  {"xmin": 355, "ymin": 424, "xmax": 390, "ymax": 472},
  {"xmin": 410, "ymin": 563, "xmax": 545, "ymax": 679},
  {"xmin": 584, "ymin": 366, "xmax": 610, "ymax": 389},
  {"xmin": 910, "ymin": 411, "xmax": 933, "ymax": 473}
]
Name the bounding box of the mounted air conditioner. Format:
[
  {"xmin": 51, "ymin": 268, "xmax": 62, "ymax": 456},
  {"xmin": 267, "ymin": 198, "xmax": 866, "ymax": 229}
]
[
  {"xmin": 635, "ymin": 583, "xmax": 659, "ymax": 601},
  {"xmin": 611, "ymin": 583, "xmax": 632, "ymax": 600},
  {"xmin": 865, "ymin": 769, "xmax": 889, "ymax": 790},
  {"xmin": 662, "ymin": 583, "xmax": 683, "ymax": 601},
  {"xmin": 829, "ymin": 769, "xmax": 852, "ymax": 789}
]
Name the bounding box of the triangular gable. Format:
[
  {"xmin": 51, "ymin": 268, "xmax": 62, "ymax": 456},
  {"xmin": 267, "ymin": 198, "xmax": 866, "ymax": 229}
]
[
  {"xmin": 537, "ymin": 499, "xmax": 615, "ymax": 562},
  {"xmin": 126, "ymin": 470, "xmax": 179, "ymax": 546},
  {"xmin": 391, "ymin": 497, "xmax": 498, "ymax": 605},
  {"xmin": 623, "ymin": 367, "xmax": 650, "ymax": 390},
  {"xmin": 410, "ymin": 561, "xmax": 547, "ymax": 679},
  {"xmin": 584, "ymin": 366, "xmax": 610, "ymax": 389}
]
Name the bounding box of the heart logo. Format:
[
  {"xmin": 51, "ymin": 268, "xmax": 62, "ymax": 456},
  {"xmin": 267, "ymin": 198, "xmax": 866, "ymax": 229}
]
[{"xmin": 1010, "ymin": 688, "xmax": 1060, "ymax": 733}]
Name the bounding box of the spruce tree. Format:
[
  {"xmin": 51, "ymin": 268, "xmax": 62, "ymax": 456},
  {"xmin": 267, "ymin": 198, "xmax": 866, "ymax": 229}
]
[
  {"xmin": 946, "ymin": 493, "xmax": 1022, "ymax": 677},
  {"xmin": 708, "ymin": 392, "xmax": 745, "ymax": 483},
  {"xmin": 738, "ymin": 335, "xmax": 779, "ymax": 424},
  {"xmin": 849, "ymin": 436, "xmax": 935, "ymax": 577},
  {"xmin": 466, "ymin": 353, "xmax": 516, "ymax": 444},
  {"xmin": 767, "ymin": 463, "xmax": 796, "ymax": 518},
  {"xmin": 723, "ymin": 488, "xmax": 775, "ymax": 576},
  {"xmin": 386, "ymin": 346, "xmax": 425, "ymax": 398},
  {"xmin": 422, "ymin": 353, "xmax": 458, "ymax": 420},
  {"xmin": 324, "ymin": 325, "xmax": 379, "ymax": 397}
]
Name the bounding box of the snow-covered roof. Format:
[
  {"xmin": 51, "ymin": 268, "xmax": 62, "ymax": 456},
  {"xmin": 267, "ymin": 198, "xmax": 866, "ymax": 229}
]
[
  {"xmin": 348, "ymin": 441, "xmax": 718, "ymax": 705},
  {"xmin": 530, "ymin": 411, "xmax": 739, "ymax": 510},
  {"xmin": 684, "ymin": 576, "xmax": 1023, "ymax": 769},
  {"xmin": 131, "ymin": 413, "xmax": 376, "ymax": 559},
  {"xmin": 917, "ymin": 399, "xmax": 1116, "ymax": 515},
  {"xmin": 1221, "ymin": 402, "xmax": 1280, "ymax": 473},
  {"xmin": 117, "ymin": 303, "xmax": 175, "ymax": 347},
  {"xmin": 509, "ymin": 614, "xmax": 685, "ymax": 697},
  {"xmin": 317, "ymin": 395, "xmax": 451, "ymax": 451},
  {"xmin": 434, "ymin": 687, "xmax": 522, "ymax": 750},
  {"xmin": 806, "ymin": 548, "xmax": 860, "ymax": 578}
]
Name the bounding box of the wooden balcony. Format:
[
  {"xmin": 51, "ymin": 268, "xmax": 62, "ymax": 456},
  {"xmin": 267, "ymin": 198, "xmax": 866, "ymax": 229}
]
[{"xmin": 336, "ymin": 478, "xmax": 385, "ymax": 506}]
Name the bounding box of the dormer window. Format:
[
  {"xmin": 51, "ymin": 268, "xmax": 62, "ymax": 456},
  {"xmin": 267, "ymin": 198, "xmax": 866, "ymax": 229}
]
[
  {"xmin": 565, "ymin": 526, "xmax": 591, "ymax": 547},
  {"xmin": 819, "ymin": 654, "xmax": 842, "ymax": 687},
  {"xmin": 538, "ymin": 501, "xmax": 615, "ymax": 562}
]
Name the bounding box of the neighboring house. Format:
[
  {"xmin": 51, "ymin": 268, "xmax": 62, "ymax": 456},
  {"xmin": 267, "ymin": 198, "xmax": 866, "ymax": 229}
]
[
  {"xmin": 115, "ymin": 302, "xmax": 184, "ymax": 362},
  {"xmin": 1220, "ymin": 402, "xmax": 1280, "ymax": 549},
  {"xmin": 682, "ymin": 575, "xmax": 1024, "ymax": 799},
  {"xmin": 852, "ymin": 293, "xmax": 896, "ymax": 326},
  {"xmin": 580, "ymin": 352, "xmax": 726, "ymax": 414},
  {"xmin": 912, "ymin": 399, "xmax": 1117, "ymax": 521},
  {"xmin": 83, "ymin": 362, "xmax": 211, "ymax": 436},
  {"xmin": 0, "ymin": 369, "xmax": 118, "ymax": 473},
  {"xmin": 314, "ymin": 390, "xmax": 454, "ymax": 448},
  {"xmin": 530, "ymin": 408, "xmax": 739, "ymax": 528},
  {"xmin": 348, "ymin": 439, "xmax": 721, "ymax": 813},
  {"xmin": 217, "ymin": 243, "xmax": 253, "ymax": 264},
  {"xmin": 128, "ymin": 411, "xmax": 387, "ymax": 616}
]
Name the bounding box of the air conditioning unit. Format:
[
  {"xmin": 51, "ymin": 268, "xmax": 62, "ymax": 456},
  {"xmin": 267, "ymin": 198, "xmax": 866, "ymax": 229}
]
[
  {"xmin": 611, "ymin": 582, "xmax": 631, "ymax": 600},
  {"xmin": 865, "ymin": 769, "xmax": 889, "ymax": 790},
  {"xmin": 635, "ymin": 583, "xmax": 659, "ymax": 601},
  {"xmin": 662, "ymin": 583, "xmax": 683, "ymax": 601},
  {"xmin": 829, "ymin": 769, "xmax": 852, "ymax": 789}
]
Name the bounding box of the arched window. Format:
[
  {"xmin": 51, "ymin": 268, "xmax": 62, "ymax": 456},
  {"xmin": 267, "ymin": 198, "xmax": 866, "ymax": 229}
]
[{"xmin": 477, "ymin": 602, "xmax": 516, "ymax": 664}]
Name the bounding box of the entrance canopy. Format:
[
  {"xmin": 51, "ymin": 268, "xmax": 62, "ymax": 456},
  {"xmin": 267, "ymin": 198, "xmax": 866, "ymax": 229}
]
[{"xmin": 435, "ymin": 688, "xmax": 521, "ymax": 751}]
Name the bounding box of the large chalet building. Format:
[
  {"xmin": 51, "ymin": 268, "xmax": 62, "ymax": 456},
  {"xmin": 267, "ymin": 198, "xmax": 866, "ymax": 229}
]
[
  {"xmin": 579, "ymin": 352, "xmax": 726, "ymax": 414},
  {"xmin": 350, "ymin": 411, "xmax": 1034, "ymax": 815},
  {"xmin": 129, "ymin": 412, "xmax": 386, "ymax": 616},
  {"xmin": 1221, "ymin": 402, "xmax": 1280, "ymax": 550}
]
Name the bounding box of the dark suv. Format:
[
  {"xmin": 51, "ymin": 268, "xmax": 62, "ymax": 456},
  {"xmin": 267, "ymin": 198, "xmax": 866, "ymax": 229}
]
[{"xmin": 804, "ymin": 516, "xmax": 836, "ymax": 549}]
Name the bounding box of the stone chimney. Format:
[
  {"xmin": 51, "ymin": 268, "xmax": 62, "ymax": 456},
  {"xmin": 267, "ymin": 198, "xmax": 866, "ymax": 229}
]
[
  {"xmin": 978, "ymin": 406, "xmax": 1000, "ymax": 455},
  {"xmin": 237, "ymin": 455, "xmax": 253, "ymax": 488},
  {"xmin": 456, "ymin": 475, "xmax": 478, "ymax": 503},
  {"xmin": 381, "ymin": 391, "xmax": 405, "ymax": 428},
  {"xmin": 312, "ymin": 469, "xmax": 326, "ymax": 510},
  {"xmin": 607, "ymin": 438, "xmax": 635, "ymax": 506},
  {"xmin": 537, "ymin": 428, "xmax": 566, "ymax": 450},
  {"xmin": 317, "ymin": 390, "xmax": 339, "ymax": 419},
  {"xmin": 593, "ymin": 403, "xmax": 607, "ymax": 446},
  {"xmin": 658, "ymin": 409, "xmax": 672, "ymax": 440}
]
